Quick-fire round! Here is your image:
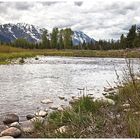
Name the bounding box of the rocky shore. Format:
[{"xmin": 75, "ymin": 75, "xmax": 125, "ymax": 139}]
[{"xmin": 0, "ymin": 87, "xmax": 118, "ymax": 138}]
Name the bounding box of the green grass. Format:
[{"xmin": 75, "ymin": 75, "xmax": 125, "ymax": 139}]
[{"xmin": 0, "ymin": 45, "xmax": 140, "ymax": 64}]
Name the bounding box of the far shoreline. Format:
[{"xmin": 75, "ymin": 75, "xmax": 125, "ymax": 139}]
[{"xmin": 0, "ymin": 46, "xmax": 140, "ymax": 65}]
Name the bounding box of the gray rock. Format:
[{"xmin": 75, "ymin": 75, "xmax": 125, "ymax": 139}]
[
  {"xmin": 0, "ymin": 127, "xmax": 21, "ymax": 138},
  {"xmin": 10, "ymin": 122, "xmax": 20, "ymax": 129},
  {"xmin": 26, "ymin": 115, "xmax": 35, "ymax": 120},
  {"xmin": 20, "ymin": 120, "xmax": 34, "ymax": 133},
  {"xmin": 3, "ymin": 114, "xmax": 19, "ymax": 124}
]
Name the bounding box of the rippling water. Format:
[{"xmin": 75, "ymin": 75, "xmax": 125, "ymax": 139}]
[{"xmin": 0, "ymin": 56, "xmax": 139, "ymax": 121}]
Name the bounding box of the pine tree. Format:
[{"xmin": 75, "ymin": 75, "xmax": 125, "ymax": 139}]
[
  {"xmin": 42, "ymin": 30, "xmax": 50, "ymax": 49},
  {"xmin": 126, "ymin": 25, "xmax": 136, "ymax": 48},
  {"xmin": 51, "ymin": 27, "xmax": 59, "ymax": 49}
]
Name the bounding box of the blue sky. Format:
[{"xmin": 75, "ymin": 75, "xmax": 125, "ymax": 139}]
[{"xmin": 0, "ymin": 0, "xmax": 140, "ymax": 40}]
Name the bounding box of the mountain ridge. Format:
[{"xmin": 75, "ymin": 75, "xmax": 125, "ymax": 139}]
[{"xmin": 0, "ymin": 23, "xmax": 95, "ymax": 46}]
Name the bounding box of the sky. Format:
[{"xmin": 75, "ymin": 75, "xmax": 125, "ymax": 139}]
[{"xmin": 0, "ymin": 0, "xmax": 140, "ymax": 40}]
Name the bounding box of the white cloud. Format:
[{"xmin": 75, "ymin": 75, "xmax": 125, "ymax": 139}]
[{"xmin": 0, "ymin": 0, "xmax": 140, "ymax": 40}]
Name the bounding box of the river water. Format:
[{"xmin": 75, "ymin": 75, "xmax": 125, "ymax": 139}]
[{"xmin": 0, "ymin": 56, "xmax": 139, "ymax": 121}]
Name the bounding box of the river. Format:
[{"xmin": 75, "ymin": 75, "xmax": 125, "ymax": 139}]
[{"xmin": 0, "ymin": 56, "xmax": 139, "ymax": 121}]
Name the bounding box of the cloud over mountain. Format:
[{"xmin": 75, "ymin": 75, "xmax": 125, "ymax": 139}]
[{"xmin": 0, "ymin": 0, "xmax": 140, "ymax": 40}]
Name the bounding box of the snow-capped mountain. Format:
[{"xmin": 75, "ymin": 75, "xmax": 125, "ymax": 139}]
[
  {"xmin": 0, "ymin": 23, "xmax": 95, "ymax": 45},
  {"xmin": 72, "ymin": 31, "xmax": 95, "ymax": 46},
  {"xmin": 0, "ymin": 23, "xmax": 44, "ymax": 43}
]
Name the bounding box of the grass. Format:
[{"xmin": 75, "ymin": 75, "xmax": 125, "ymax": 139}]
[
  {"xmin": 23, "ymin": 58, "xmax": 140, "ymax": 138},
  {"xmin": 28, "ymin": 96, "xmax": 126, "ymax": 138},
  {"xmin": 0, "ymin": 45, "xmax": 140, "ymax": 64}
]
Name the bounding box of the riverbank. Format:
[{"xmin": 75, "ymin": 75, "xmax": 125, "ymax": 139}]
[
  {"xmin": 1, "ymin": 78, "xmax": 140, "ymax": 138},
  {"xmin": 0, "ymin": 45, "xmax": 140, "ymax": 64},
  {"xmin": 24, "ymin": 75, "xmax": 140, "ymax": 138}
]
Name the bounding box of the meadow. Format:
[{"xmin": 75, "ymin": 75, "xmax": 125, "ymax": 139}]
[{"xmin": 0, "ymin": 45, "xmax": 140, "ymax": 64}]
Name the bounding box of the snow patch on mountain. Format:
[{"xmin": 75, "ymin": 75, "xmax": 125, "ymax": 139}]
[
  {"xmin": 72, "ymin": 31, "xmax": 95, "ymax": 46},
  {"xmin": 0, "ymin": 23, "xmax": 95, "ymax": 46}
]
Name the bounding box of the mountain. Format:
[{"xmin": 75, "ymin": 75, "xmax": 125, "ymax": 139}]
[
  {"xmin": 0, "ymin": 23, "xmax": 44, "ymax": 43},
  {"xmin": 72, "ymin": 31, "xmax": 95, "ymax": 46},
  {"xmin": 0, "ymin": 23, "xmax": 95, "ymax": 45}
]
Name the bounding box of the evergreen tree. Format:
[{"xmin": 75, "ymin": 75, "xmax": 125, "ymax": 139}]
[
  {"xmin": 51, "ymin": 27, "xmax": 59, "ymax": 49},
  {"xmin": 41, "ymin": 30, "xmax": 50, "ymax": 49},
  {"xmin": 126, "ymin": 25, "xmax": 136, "ymax": 48},
  {"xmin": 120, "ymin": 34, "xmax": 126, "ymax": 49}
]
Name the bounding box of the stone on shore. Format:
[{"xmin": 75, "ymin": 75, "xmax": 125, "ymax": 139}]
[
  {"xmin": 3, "ymin": 114, "xmax": 19, "ymax": 124},
  {"xmin": 0, "ymin": 127, "xmax": 21, "ymax": 138},
  {"xmin": 10, "ymin": 122, "xmax": 20, "ymax": 129},
  {"xmin": 49, "ymin": 106, "xmax": 58, "ymax": 110},
  {"xmin": 57, "ymin": 107, "xmax": 64, "ymax": 111},
  {"xmin": 41, "ymin": 99, "xmax": 53, "ymax": 104},
  {"xmin": 26, "ymin": 114, "xmax": 35, "ymax": 120},
  {"xmin": 96, "ymin": 98, "xmax": 115, "ymax": 105},
  {"xmin": 20, "ymin": 120, "xmax": 34, "ymax": 133},
  {"xmin": 35, "ymin": 110, "xmax": 48, "ymax": 117},
  {"xmin": 58, "ymin": 96, "xmax": 65, "ymax": 100}
]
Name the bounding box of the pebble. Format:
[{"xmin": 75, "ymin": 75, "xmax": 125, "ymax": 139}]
[
  {"xmin": 56, "ymin": 126, "xmax": 68, "ymax": 133},
  {"xmin": 58, "ymin": 96, "xmax": 65, "ymax": 100},
  {"xmin": 41, "ymin": 99, "xmax": 53, "ymax": 104},
  {"xmin": 26, "ymin": 114, "xmax": 35, "ymax": 120},
  {"xmin": 49, "ymin": 106, "xmax": 58, "ymax": 110}
]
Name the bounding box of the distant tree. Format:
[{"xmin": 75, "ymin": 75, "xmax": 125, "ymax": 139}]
[
  {"xmin": 63, "ymin": 28, "xmax": 73, "ymax": 49},
  {"xmin": 51, "ymin": 27, "xmax": 59, "ymax": 49},
  {"xmin": 126, "ymin": 25, "xmax": 136, "ymax": 48},
  {"xmin": 58, "ymin": 31, "xmax": 64, "ymax": 49},
  {"xmin": 120, "ymin": 34, "xmax": 126, "ymax": 49},
  {"xmin": 13, "ymin": 38, "xmax": 31, "ymax": 49},
  {"xmin": 41, "ymin": 30, "xmax": 50, "ymax": 49}
]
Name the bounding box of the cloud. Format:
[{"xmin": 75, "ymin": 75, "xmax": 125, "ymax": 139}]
[
  {"xmin": 0, "ymin": 0, "xmax": 140, "ymax": 40},
  {"xmin": 74, "ymin": 1, "xmax": 83, "ymax": 6}
]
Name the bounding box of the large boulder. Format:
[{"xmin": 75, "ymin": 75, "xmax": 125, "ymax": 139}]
[
  {"xmin": 20, "ymin": 120, "xmax": 34, "ymax": 133},
  {"xmin": 0, "ymin": 127, "xmax": 21, "ymax": 138},
  {"xmin": 3, "ymin": 114, "xmax": 19, "ymax": 124}
]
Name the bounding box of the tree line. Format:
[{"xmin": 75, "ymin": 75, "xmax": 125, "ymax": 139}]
[{"xmin": 1, "ymin": 25, "xmax": 140, "ymax": 50}]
